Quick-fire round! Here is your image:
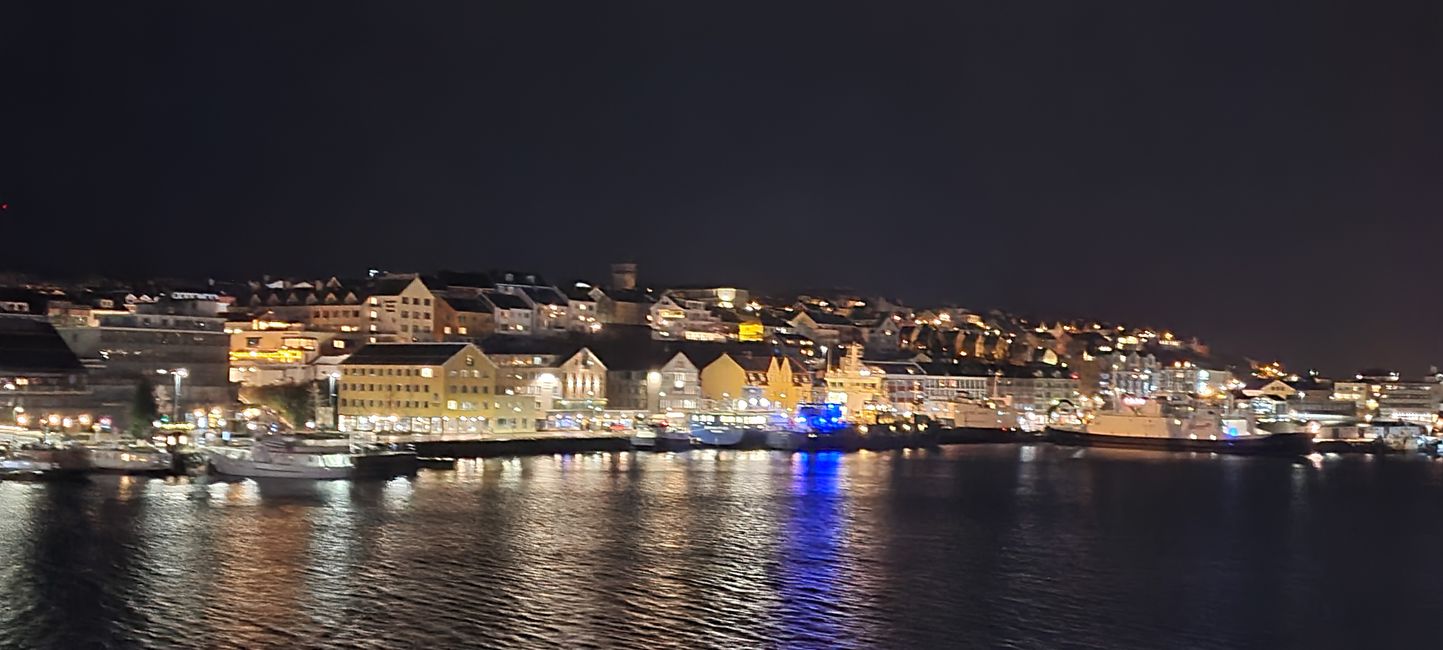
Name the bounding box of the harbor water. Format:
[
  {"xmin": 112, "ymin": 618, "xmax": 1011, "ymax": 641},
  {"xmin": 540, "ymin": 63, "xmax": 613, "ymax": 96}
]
[{"xmin": 1, "ymin": 445, "xmax": 1441, "ymax": 649}]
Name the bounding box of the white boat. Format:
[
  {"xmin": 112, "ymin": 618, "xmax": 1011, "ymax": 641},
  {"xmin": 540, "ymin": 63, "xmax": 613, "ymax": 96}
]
[
  {"xmin": 206, "ymin": 436, "xmax": 355, "ymax": 479},
  {"xmin": 86, "ymin": 445, "xmax": 173, "ymax": 474}
]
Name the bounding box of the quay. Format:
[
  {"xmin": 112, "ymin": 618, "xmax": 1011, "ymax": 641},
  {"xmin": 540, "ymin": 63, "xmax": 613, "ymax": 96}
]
[{"xmin": 381, "ymin": 431, "xmax": 633, "ymax": 459}]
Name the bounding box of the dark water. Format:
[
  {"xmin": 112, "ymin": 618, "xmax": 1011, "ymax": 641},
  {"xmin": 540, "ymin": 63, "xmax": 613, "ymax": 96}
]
[{"xmin": 2, "ymin": 445, "xmax": 1441, "ymax": 649}]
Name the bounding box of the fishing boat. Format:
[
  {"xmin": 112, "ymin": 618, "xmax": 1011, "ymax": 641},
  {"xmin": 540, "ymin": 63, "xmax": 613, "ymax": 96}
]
[{"xmin": 1047, "ymin": 398, "xmax": 1312, "ymax": 456}]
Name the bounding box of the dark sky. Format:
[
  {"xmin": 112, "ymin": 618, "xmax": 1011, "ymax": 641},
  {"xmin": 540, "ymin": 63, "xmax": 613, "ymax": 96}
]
[{"xmin": 3, "ymin": 1, "xmax": 1442, "ymax": 375}]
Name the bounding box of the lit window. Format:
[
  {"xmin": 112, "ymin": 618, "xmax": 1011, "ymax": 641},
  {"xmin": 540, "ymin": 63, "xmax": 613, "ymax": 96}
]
[
  {"xmin": 447, "ymin": 400, "xmax": 457, "ymax": 410},
  {"xmin": 458, "ymin": 326, "xmax": 468, "ymax": 335},
  {"xmin": 421, "ymin": 368, "xmax": 433, "ymax": 378}
]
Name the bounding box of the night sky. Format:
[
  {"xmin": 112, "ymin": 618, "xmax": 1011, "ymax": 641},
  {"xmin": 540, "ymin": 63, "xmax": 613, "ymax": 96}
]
[{"xmin": 3, "ymin": 1, "xmax": 1442, "ymax": 374}]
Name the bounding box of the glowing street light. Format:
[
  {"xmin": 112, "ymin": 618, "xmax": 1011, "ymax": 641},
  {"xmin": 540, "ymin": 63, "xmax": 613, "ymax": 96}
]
[{"xmin": 157, "ymin": 368, "xmax": 189, "ymax": 423}]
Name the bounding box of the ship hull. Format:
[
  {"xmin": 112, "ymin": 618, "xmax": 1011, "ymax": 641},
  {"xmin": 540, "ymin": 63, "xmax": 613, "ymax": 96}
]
[
  {"xmin": 207, "ymin": 451, "xmax": 354, "ymax": 479},
  {"xmin": 1047, "ymin": 428, "xmax": 1313, "ymax": 456},
  {"xmin": 935, "ymin": 427, "xmax": 1037, "ymax": 444}
]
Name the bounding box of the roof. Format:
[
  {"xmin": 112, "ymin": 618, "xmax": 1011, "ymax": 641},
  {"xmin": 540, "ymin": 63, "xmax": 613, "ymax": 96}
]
[
  {"xmin": 484, "ymin": 292, "xmax": 531, "ymax": 310},
  {"xmin": 523, "ymin": 287, "xmax": 568, "ymax": 306},
  {"xmin": 598, "ymin": 288, "xmax": 655, "ymax": 304},
  {"xmin": 366, "ymin": 277, "xmax": 420, "ymax": 297},
  {"xmin": 442, "ymin": 296, "xmax": 494, "ymax": 314},
  {"xmin": 491, "ymin": 270, "xmax": 549, "ymax": 286},
  {"xmin": 561, "ymin": 283, "xmax": 597, "ymax": 302},
  {"xmin": 341, "ymin": 343, "xmax": 472, "ymax": 366},
  {"xmin": 0, "ymin": 316, "xmax": 87, "ymax": 373},
  {"xmin": 478, "ymin": 336, "xmax": 582, "ymax": 358},
  {"xmin": 801, "ymin": 309, "xmax": 855, "ymax": 326},
  {"xmin": 0, "ymin": 289, "xmax": 56, "ymax": 314}
]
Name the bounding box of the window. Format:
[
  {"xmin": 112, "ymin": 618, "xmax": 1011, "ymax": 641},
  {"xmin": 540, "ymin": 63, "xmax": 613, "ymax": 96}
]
[
  {"xmin": 246, "ymin": 337, "xmax": 261, "ymax": 347},
  {"xmin": 443, "ymin": 326, "xmax": 452, "ymax": 335},
  {"xmin": 447, "ymin": 400, "xmax": 458, "ymax": 410},
  {"xmin": 458, "ymin": 326, "xmax": 468, "ymax": 335},
  {"xmin": 421, "ymin": 368, "xmax": 433, "ymax": 378},
  {"xmin": 333, "ymin": 340, "xmax": 346, "ymax": 349}
]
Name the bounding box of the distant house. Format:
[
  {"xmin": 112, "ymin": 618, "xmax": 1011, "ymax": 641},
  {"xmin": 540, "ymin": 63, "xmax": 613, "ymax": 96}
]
[{"xmin": 483, "ymin": 290, "xmax": 535, "ymax": 335}]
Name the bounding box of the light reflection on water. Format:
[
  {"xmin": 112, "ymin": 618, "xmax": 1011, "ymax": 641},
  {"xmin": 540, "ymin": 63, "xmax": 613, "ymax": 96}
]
[{"xmin": 1, "ymin": 446, "xmax": 1442, "ymax": 649}]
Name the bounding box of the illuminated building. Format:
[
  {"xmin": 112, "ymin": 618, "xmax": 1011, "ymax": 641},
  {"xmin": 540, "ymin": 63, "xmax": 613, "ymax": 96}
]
[
  {"xmin": 1351, "ymin": 370, "xmax": 1439, "ymax": 425},
  {"xmin": 868, "ymin": 361, "xmax": 991, "ymax": 414},
  {"xmin": 0, "ymin": 315, "xmax": 92, "ymax": 428},
  {"xmin": 337, "ymin": 342, "xmax": 535, "ymax": 434},
  {"xmin": 483, "ymin": 290, "xmax": 535, "ymax": 335},
  {"xmin": 820, "ymin": 345, "xmax": 883, "ymax": 419},
  {"xmin": 789, "ymin": 309, "xmax": 864, "ymax": 347},
  {"xmin": 700, "ymin": 351, "xmax": 809, "ymax": 412},
  {"xmin": 363, "ymin": 276, "xmax": 438, "ymax": 342},
  {"xmin": 227, "ymin": 324, "xmax": 356, "ymax": 386},
  {"xmin": 561, "ymin": 283, "xmax": 601, "ymax": 333},
  {"xmin": 992, "ymin": 364, "xmax": 1079, "ymax": 413},
  {"xmin": 487, "ymin": 347, "xmax": 607, "ymax": 413},
  {"xmin": 433, "ymin": 294, "xmax": 496, "ymax": 341},
  {"xmin": 56, "ymin": 296, "xmax": 235, "ymax": 423}
]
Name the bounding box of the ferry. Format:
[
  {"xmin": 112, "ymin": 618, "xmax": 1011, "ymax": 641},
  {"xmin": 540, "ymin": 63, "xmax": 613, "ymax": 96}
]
[{"xmin": 1047, "ymin": 398, "xmax": 1312, "ymax": 456}]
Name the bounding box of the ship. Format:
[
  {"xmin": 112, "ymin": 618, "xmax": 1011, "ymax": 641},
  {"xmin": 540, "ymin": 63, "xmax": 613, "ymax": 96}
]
[
  {"xmin": 1047, "ymin": 398, "xmax": 1312, "ymax": 456},
  {"xmin": 206, "ymin": 435, "xmax": 417, "ymax": 479}
]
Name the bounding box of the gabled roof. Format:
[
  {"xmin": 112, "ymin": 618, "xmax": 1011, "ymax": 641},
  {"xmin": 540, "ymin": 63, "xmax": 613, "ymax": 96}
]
[
  {"xmin": 484, "ymin": 292, "xmax": 531, "ymax": 310},
  {"xmin": 441, "ymin": 296, "xmax": 494, "ymax": 314},
  {"xmin": 523, "ymin": 287, "xmax": 568, "ymax": 306},
  {"xmin": 341, "ymin": 343, "xmax": 472, "ymax": 366},
  {"xmin": 561, "ymin": 283, "xmax": 598, "ymax": 302},
  {"xmin": 367, "ymin": 277, "xmax": 421, "ymax": 297},
  {"xmin": 801, "ymin": 309, "xmax": 854, "ymax": 326},
  {"xmin": 0, "ymin": 316, "xmax": 85, "ymax": 373}
]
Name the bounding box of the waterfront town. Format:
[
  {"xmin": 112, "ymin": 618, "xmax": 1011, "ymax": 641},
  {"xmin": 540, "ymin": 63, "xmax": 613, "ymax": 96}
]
[{"xmin": 0, "ymin": 261, "xmax": 1436, "ymax": 455}]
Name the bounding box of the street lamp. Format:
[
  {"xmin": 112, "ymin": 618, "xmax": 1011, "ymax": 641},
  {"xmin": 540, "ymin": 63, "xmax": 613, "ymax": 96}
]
[
  {"xmin": 157, "ymin": 368, "xmax": 189, "ymax": 423},
  {"xmin": 328, "ymin": 372, "xmax": 340, "ymax": 430}
]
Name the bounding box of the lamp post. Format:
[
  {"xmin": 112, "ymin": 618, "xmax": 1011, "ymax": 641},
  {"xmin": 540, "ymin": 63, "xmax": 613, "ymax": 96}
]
[
  {"xmin": 157, "ymin": 368, "xmax": 189, "ymax": 424},
  {"xmin": 328, "ymin": 372, "xmax": 340, "ymax": 430}
]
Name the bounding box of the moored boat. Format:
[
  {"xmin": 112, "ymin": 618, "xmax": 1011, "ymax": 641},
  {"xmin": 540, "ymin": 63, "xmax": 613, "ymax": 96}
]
[
  {"xmin": 85, "ymin": 444, "xmax": 174, "ymax": 475},
  {"xmin": 1048, "ymin": 399, "xmax": 1312, "ymax": 456},
  {"xmin": 205, "ymin": 436, "xmax": 357, "ymax": 479}
]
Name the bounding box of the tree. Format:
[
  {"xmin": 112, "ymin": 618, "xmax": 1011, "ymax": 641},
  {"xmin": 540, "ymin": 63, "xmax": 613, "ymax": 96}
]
[
  {"xmin": 242, "ymin": 382, "xmax": 317, "ymax": 429},
  {"xmin": 128, "ymin": 376, "xmax": 159, "ymax": 438}
]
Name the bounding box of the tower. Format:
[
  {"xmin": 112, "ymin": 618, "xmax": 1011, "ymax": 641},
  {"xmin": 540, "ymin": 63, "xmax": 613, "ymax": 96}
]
[{"xmin": 610, "ymin": 262, "xmax": 637, "ymax": 291}]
